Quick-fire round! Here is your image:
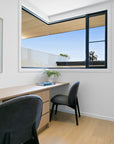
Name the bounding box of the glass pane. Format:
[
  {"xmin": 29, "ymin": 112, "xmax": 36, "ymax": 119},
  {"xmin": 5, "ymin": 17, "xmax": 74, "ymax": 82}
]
[
  {"xmin": 89, "ymin": 42, "xmax": 105, "ymax": 67},
  {"xmin": 89, "ymin": 26, "xmax": 105, "ymax": 42},
  {"xmin": 89, "ymin": 14, "xmax": 105, "ymax": 42},
  {"xmin": 21, "ymin": 29, "xmax": 86, "ymax": 68},
  {"xmin": 89, "ymin": 13, "xmax": 106, "ymax": 68},
  {"xmin": 21, "ymin": 9, "xmax": 86, "ymax": 68}
]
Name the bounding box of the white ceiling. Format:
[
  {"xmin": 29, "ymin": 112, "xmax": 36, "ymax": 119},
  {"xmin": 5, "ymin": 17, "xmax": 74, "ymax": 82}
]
[{"xmin": 22, "ymin": 0, "xmax": 109, "ymax": 16}]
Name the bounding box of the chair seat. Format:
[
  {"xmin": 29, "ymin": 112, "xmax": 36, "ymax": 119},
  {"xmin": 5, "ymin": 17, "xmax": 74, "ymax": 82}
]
[{"xmin": 51, "ymin": 95, "xmax": 68, "ymax": 105}]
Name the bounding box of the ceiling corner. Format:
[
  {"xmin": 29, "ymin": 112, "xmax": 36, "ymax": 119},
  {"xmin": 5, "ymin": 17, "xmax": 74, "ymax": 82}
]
[{"xmin": 21, "ymin": 0, "xmax": 50, "ymax": 23}]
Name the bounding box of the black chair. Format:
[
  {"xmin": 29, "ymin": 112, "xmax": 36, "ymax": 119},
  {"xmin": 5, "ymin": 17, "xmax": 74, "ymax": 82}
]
[
  {"xmin": 0, "ymin": 95, "xmax": 43, "ymax": 144},
  {"xmin": 50, "ymin": 81, "xmax": 80, "ymax": 125}
]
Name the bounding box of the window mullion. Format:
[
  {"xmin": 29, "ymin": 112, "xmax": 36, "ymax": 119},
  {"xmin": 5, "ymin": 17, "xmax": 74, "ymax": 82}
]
[
  {"xmin": 89, "ymin": 40, "xmax": 105, "ymax": 43},
  {"xmin": 86, "ymin": 15, "xmax": 89, "ymax": 68},
  {"xmin": 105, "ymin": 11, "xmax": 108, "ymax": 68}
]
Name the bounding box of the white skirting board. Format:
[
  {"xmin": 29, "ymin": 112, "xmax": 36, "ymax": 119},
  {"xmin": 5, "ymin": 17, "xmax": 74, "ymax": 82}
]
[
  {"xmin": 57, "ymin": 107, "xmax": 114, "ymax": 122},
  {"xmin": 81, "ymin": 112, "xmax": 114, "ymax": 122}
]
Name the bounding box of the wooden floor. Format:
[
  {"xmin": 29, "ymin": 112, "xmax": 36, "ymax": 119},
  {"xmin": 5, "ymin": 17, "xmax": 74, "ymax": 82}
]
[{"xmin": 39, "ymin": 112, "xmax": 114, "ymax": 144}]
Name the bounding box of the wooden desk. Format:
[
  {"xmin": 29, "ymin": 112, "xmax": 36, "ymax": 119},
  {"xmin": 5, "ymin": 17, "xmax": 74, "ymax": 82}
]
[{"xmin": 0, "ymin": 82, "xmax": 69, "ymax": 132}]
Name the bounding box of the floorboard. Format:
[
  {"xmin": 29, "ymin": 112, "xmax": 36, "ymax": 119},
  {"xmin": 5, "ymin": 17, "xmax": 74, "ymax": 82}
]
[{"xmin": 39, "ymin": 112, "xmax": 114, "ymax": 144}]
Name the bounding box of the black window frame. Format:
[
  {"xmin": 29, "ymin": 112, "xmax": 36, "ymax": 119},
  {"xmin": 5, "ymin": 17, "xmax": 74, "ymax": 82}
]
[
  {"xmin": 21, "ymin": 7, "xmax": 108, "ymax": 69},
  {"xmin": 86, "ymin": 10, "xmax": 108, "ymax": 69}
]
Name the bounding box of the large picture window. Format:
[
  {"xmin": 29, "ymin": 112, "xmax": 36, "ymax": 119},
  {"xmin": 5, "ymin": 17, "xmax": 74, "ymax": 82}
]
[{"xmin": 21, "ymin": 8, "xmax": 107, "ymax": 69}]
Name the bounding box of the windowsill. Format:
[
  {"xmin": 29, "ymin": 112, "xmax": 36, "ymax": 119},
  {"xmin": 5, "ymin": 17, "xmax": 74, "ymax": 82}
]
[{"xmin": 19, "ymin": 66, "xmax": 111, "ymax": 73}]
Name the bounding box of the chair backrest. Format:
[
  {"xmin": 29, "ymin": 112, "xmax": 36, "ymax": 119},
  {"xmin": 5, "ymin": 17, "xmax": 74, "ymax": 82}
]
[
  {"xmin": 68, "ymin": 81, "xmax": 80, "ymax": 107},
  {"xmin": 0, "ymin": 95, "xmax": 43, "ymax": 144}
]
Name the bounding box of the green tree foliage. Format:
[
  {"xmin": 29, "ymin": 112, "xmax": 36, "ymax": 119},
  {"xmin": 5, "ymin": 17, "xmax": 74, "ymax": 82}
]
[
  {"xmin": 89, "ymin": 51, "xmax": 98, "ymax": 62},
  {"xmin": 60, "ymin": 53, "xmax": 69, "ymax": 57}
]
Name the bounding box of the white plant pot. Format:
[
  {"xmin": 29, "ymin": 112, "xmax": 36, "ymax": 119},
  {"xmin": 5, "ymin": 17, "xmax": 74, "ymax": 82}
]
[{"xmin": 48, "ymin": 75, "xmax": 55, "ymax": 82}]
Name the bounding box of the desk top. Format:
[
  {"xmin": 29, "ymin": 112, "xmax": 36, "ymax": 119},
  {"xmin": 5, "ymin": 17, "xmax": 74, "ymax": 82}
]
[{"xmin": 0, "ymin": 82, "xmax": 69, "ymax": 101}]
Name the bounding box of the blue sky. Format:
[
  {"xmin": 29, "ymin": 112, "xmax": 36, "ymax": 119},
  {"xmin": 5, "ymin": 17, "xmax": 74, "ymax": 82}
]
[{"xmin": 22, "ymin": 26, "xmax": 105, "ymax": 61}]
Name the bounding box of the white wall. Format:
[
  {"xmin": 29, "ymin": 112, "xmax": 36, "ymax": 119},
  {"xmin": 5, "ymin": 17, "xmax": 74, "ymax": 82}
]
[
  {"xmin": 0, "ymin": 0, "xmax": 45, "ymax": 88},
  {"xmin": 22, "ymin": 47, "xmax": 60, "ymax": 67},
  {"xmin": 0, "ymin": 0, "xmax": 114, "ymax": 121},
  {"xmin": 22, "ymin": 47, "xmax": 69, "ymax": 67},
  {"xmin": 50, "ymin": 1, "xmax": 114, "ymax": 121},
  {"xmin": 0, "ymin": 19, "xmax": 2, "ymax": 73}
]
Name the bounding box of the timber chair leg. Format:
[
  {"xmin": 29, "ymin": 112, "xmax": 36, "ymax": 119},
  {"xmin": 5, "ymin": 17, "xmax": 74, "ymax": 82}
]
[
  {"xmin": 32, "ymin": 124, "xmax": 39, "ymax": 144},
  {"xmin": 76, "ymin": 97, "xmax": 81, "ymax": 117},
  {"xmin": 74, "ymin": 106, "xmax": 78, "ymax": 126},
  {"xmin": 50, "ymin": 103, "xmax": 55, "ymax": 121},
  {"xmin": 55, "ymin": 104, "xmax": 58, "ymax": 115},
  {"xmin": 3, "ymin": 133, "xmax": 10, "ymax": 144}
]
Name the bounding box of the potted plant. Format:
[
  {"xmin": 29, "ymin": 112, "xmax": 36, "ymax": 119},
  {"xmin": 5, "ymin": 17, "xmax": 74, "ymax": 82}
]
[{"xmin": 45, "ymin": 70, "xmax": 60, "ymax": 82}]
